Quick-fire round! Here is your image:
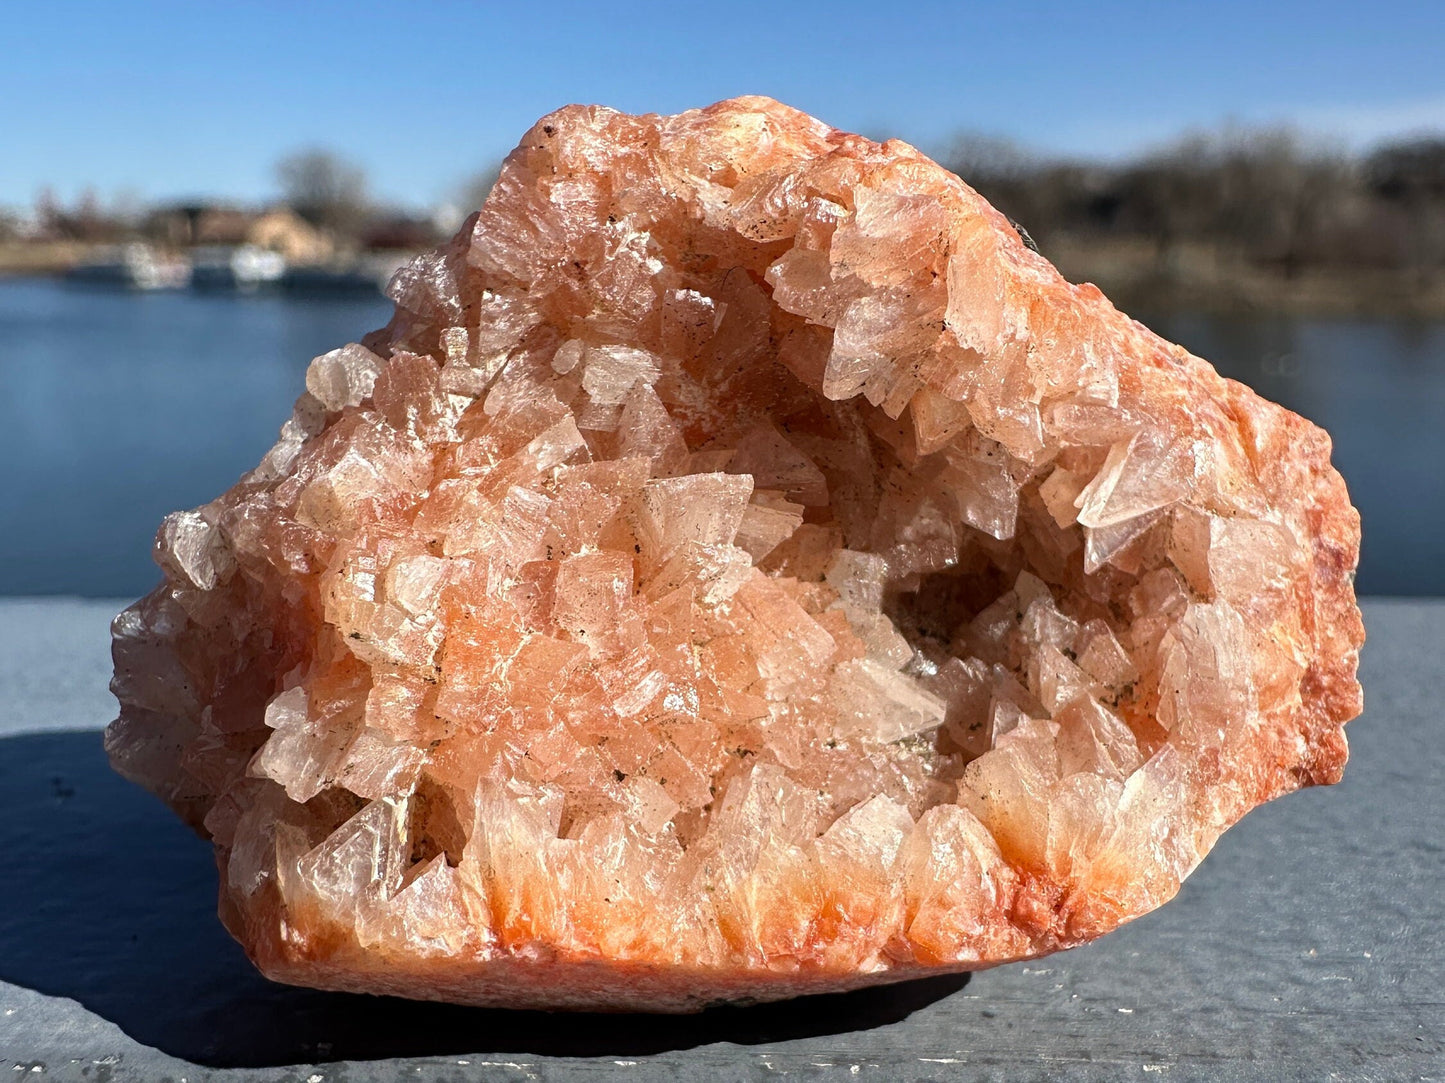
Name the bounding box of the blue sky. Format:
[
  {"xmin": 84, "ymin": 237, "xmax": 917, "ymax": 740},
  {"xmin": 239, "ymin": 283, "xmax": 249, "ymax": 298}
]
[{"xmin": 4, "ymin": 0, "xmax": 1443, "ymax": 210}]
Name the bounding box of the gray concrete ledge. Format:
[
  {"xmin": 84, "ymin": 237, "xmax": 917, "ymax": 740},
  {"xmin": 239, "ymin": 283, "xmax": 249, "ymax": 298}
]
[{"xmin": 0, "ymin": 598, "xmax": 1440, "ymax": 1081}]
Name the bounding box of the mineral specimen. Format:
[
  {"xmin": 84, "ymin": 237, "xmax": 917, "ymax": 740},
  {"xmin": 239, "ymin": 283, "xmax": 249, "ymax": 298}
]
[{"xmin": 107, "ymin": 97, "xmax": 1364, "ymax": 1011}]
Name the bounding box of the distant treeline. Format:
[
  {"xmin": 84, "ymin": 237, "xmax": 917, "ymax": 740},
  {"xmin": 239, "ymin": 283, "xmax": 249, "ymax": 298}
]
[
  {"xmin": 7, "ymin": 132, "xmax": 1445, "ymax": 311},
  {"xmin": 0, "ymin": 150, "xmax": 497, "ymax": 253},
  {"xmin": 946, "ymin": 129, "xmax": 1445, "ymax": 304}
]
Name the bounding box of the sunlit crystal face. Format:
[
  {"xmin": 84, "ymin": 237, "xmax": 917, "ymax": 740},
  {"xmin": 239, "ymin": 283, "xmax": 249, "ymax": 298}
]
[{"xmin": 107, "ymin": 96, "xmax": 1362, "ymax": 1011}]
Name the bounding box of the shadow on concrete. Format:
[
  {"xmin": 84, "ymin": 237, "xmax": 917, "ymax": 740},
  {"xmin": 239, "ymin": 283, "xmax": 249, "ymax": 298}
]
[{"xmin": 0, "ymin": 730, "xmax": 968, "ymax": 1068}]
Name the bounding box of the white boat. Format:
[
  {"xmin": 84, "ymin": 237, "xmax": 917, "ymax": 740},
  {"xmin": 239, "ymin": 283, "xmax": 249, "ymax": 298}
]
[
  {"xmin": 190, "ymin": 245, "xmax": 287, "ymax": 292},
  {"xmin": 66, "ymin": 243, "xmax": 191, "ymax": 290}
]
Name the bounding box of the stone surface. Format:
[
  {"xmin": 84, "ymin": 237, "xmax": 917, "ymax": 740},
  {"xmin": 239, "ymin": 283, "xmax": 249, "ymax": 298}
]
[
  {"xmin": 105, "ymin": 97, "xmax": 1363, "ymax": 1011},
  {"xmin": 4, "ymin": 599, "xmax": 1436, "ymax": 1082}
]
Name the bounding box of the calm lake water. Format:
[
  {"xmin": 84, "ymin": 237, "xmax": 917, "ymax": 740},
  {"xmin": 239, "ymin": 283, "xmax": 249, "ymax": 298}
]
[{"xmin": 0, "ymin": 277, "xmax": 1440, "ymax": 597}]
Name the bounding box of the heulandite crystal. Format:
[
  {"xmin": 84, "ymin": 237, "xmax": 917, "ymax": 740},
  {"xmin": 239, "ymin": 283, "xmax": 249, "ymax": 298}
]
[{"xmin": 107, "ymin": 97, "xmax": 1364, "ymax": 1011}]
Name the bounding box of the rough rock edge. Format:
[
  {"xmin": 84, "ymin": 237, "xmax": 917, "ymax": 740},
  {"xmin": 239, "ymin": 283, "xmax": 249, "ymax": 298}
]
[{"xmin": 106, "ymin": 96, "xmax": 1364, "ymax": 1011}]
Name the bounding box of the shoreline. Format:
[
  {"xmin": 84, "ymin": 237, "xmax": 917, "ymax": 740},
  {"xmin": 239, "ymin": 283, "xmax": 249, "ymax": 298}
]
[
  {"xmin": 5, "ymin": 239, "xmax": 1445, "ymax": 320},
  {"xmin": 1046, "ymin": 236, "xmax": 1445, "ymax": 320}
]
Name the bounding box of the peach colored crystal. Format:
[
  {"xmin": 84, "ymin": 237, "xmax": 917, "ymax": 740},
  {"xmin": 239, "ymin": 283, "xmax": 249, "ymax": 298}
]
[{"xmin": 107, "ymin": 97, "xmax": 1364, "ymax": 1011}]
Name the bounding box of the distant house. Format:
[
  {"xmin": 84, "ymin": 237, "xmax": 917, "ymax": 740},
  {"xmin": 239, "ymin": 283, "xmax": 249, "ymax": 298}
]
[
  {"xmin": 141, "ymin": 203, "xmax": 332, "ymax": 265},
  {"xmin": 146, "ymin": 202, "xmax": 254, "ymax": 247},
  {"xmin": 196, "ymin": 208, "xmax": 255, "ymax": 245},
  {"xmin": 246, "ymin": 208, "xmax": 333, "ymax": 265}
]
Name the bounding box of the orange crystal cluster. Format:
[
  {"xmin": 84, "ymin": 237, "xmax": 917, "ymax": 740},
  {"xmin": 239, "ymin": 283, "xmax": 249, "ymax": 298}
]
[{"xmin": 107, "ymin": 97, "xmax": 1364, "ymax": 1011}]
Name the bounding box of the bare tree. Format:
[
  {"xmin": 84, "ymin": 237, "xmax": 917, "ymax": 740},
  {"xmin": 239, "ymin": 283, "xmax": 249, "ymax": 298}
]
[
  {"xmin": 276, "ymin": 149, "xmax": 370, "ymax": 236},
  {"xmin": 1366, "ymin": 137, "xmax": 1445, "ymax": 283},
  {"xmin": 944, "ymin": 136, "xmax": 1109, "ymax": 251},
  {"xmin": 458, "ymin": 163, "xmax": 502, "ymax": 214},
  {"xmin": 946, "ymin": 134, "xmax": 1037, "ymax": 187},
  {"xmin": 944, "ymin": 134, "xmax": 1041, "ymax": 228}
]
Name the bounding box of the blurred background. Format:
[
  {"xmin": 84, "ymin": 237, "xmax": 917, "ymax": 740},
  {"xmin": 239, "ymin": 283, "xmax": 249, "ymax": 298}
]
[{"xmin": 2, "ymin": 0, "xmax": 1441, "ymax": 597}]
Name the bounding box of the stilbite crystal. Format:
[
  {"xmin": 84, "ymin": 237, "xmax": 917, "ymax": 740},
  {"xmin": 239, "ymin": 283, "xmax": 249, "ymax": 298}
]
[{"xmin": 107, "ymin": 97, "xmax": 1364, "ymax": 1011}]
